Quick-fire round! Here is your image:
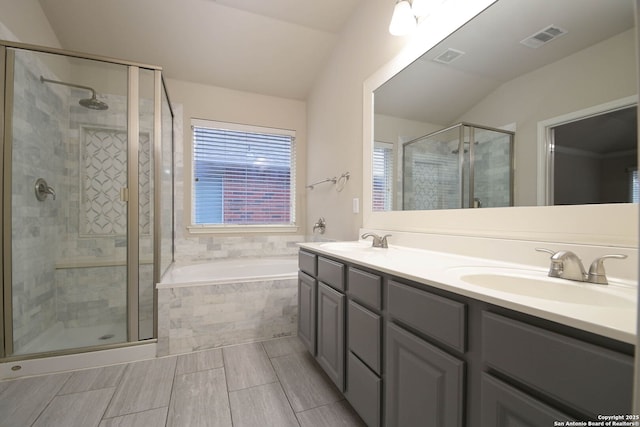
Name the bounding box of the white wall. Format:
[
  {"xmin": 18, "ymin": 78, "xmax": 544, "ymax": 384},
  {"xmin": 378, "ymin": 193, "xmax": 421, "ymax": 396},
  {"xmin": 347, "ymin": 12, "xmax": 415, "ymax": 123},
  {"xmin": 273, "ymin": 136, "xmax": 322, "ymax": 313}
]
[
  {"xmin": 457, "ymin": 29, "xmax": 637, "ymax": 206},
  {"xmin": 309, "ymin": 0, "xmax": 638, "ymax": 248},
  {"xmin": 0, "ymin": 0, "xmax": 61, "ymax": 47},
  {"xmin": 306, "ymin": 0, "xmax": 408, "ymax": 240},
  {"xmin": 164, "ymin": 78, "xmax": 308, "ymax": 238}
]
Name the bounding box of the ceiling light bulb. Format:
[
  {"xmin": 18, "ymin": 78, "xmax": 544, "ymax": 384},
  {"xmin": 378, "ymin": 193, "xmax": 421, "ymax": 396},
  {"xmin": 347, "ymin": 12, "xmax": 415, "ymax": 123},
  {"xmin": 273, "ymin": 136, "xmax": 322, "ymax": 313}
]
[
  {"xmin": 389, "ymin": 0, "xmax": 416, "ymax": 36},
  {"xmin": 411, "ymin": 0, "xmax": 445, "ymax": 19},
  {"xmin": 410, "ymin": 0, "xmax": 430, "ymax": 17}
]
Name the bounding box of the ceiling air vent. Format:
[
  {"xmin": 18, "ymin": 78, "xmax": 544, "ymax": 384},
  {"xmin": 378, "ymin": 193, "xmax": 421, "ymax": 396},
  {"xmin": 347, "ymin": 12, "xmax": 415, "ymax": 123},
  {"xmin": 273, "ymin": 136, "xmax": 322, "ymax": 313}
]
[
  {"xmin": 520, "ymin": 25, "xmax": 568, "ymax": 48},
  {"xmin": 433, "ymin": 48, "xmax": 465, "ymax": 64}
]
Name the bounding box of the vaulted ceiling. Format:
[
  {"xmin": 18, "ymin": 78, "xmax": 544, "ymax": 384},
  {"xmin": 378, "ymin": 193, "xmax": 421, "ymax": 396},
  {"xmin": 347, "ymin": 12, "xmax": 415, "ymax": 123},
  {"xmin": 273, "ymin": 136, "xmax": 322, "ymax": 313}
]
[{"xmin": 38, "ymin": 0, "xmax": 364, "ymax": 100}]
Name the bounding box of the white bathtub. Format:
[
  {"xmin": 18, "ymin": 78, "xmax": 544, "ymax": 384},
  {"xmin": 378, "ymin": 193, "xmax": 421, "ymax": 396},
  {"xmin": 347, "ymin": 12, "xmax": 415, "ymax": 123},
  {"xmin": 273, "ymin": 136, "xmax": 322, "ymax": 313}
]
[
  {"xmin": 158, "ymin": 256, "xmax": 298, "ymax": 288},
  {"xmin": 156, "ymin": 256, "xmax": 299, "ymax": 355}
]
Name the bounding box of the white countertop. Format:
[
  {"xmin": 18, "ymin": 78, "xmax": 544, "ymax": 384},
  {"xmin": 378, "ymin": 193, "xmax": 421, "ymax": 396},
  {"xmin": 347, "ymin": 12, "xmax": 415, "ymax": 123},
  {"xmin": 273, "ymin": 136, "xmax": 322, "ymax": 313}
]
[{"xmin": 299, "ymin": 241, "xmax": 637, "ymax": 344}]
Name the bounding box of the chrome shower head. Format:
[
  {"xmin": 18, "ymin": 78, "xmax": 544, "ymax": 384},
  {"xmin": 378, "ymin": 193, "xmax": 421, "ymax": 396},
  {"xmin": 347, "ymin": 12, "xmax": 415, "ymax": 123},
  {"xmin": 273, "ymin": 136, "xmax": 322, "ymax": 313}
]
[
  {"xmin": 40, "ymin": 76, "xmax": 109, "ymax": 111},
  {"xmin": 79, "ymin": 95, "xmax": 109, "ymax": 111}
]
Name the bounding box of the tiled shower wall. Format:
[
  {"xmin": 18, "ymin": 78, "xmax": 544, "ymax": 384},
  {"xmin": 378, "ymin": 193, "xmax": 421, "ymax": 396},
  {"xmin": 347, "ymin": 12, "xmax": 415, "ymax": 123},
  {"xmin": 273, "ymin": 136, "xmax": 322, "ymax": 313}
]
[
  {"xmin": 54, "ymin": 90, "xmax": 155, "ymax": 331},
  {"xmin": 11, "ymin": 51, "xmax": 67, "ymax": 351}
]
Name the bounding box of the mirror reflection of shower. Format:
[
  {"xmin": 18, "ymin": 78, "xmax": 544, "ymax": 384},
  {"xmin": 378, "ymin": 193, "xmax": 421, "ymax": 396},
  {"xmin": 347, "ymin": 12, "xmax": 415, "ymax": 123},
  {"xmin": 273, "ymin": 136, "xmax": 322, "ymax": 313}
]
[
  {"xmin": 40, "ymin": 76, "xmax": 109, "ymax": 110},
  {"xmin": 451, "ymin": 141, "xmax": 478, "ymax": 154}
]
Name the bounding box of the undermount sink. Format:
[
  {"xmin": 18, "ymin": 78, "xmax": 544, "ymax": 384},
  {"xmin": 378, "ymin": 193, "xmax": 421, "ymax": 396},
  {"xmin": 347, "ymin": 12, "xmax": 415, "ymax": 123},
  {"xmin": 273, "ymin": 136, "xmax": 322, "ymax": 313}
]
[{"xmin": 449, "ymin": 267, "xmax": 635, "ymax": 309}]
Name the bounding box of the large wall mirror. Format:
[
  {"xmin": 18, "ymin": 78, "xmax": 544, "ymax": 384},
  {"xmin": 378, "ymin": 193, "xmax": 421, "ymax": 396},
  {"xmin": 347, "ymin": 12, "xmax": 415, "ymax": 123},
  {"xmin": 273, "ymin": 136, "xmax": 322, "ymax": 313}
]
[{"xmin": 372, "ymin": 0, "xmax": 637, "ymax": 212}]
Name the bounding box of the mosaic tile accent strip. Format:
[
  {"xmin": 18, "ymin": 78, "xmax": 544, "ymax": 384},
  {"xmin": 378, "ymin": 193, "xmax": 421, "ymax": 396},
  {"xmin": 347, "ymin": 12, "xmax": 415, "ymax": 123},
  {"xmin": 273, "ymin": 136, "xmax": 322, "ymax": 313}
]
[{"xmin": 80, "ymin": 127, "xmax": 151, "ymax": 236}]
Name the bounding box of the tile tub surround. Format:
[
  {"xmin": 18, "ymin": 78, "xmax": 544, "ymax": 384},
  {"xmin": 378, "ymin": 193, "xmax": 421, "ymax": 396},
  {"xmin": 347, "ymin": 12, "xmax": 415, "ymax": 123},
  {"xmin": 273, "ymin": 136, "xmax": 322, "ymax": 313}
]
[
  {"xmin": 157, "ymin": 273, "xmax": 298, "ymax": 356},
  {"xmin": 0, "ymin": 337, "xmax": 365, "ymax": 427}
]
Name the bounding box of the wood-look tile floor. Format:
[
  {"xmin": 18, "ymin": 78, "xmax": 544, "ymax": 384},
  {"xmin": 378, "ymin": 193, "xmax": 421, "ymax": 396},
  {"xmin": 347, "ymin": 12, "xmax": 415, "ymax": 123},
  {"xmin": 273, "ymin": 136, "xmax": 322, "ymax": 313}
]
[{"xmin": 0, "ymin": 336, "xmax": 366, "ymax": 427}]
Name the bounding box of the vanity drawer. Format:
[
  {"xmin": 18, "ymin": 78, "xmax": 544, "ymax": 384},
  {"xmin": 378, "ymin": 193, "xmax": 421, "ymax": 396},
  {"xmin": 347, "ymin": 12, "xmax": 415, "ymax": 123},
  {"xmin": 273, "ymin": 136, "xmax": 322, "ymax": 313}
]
[
  {"xmin": 481, "ymin": 373, "xmax": 575, "ymax": 425},
  {"xmin": 348, "ymin": 301, "xmax": 381, "ymax": 374},
  {"xmin": 482, "ymin": 312, "xmax": 633, "ymax": 418},
  {"xmin": 387, "ymin": 280, "xmax": 466, "ymax": 352},
  {"xmin": 348, "ymin": 267, "xmax": 382, "ymax": 310},
  {"xmin": 347, "ymin": 351, "xmax": 381, "ymax": 427},
  {"xmin": 318, "ymin": 257, "xmax": 345, "ymax": 292},
  {"xmin": 298, "ymin": 250, "xmax": 317, "ymax": 276}
]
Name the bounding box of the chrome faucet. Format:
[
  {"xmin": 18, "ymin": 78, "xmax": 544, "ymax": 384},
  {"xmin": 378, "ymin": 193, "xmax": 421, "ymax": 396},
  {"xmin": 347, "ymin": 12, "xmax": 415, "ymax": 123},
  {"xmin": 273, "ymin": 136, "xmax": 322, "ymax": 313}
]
[
  {"xmin": 313, "ymin": 217, "xmax": 326, "ymax": 234},
  {"xmin": 362, "ymin": 232, "xmax": 391, "ymax": 248},
  {"xmin": 536, "ymin": 248, "xmax": 627, "ymax": 285}
]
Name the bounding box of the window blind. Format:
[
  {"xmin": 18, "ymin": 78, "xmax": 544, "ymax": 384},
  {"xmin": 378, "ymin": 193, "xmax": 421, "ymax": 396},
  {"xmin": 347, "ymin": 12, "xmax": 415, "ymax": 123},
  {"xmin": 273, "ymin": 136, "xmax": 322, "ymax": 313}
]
[
  {"xmin": 373, "ymin": 143, "xmax": 394, "ymax": 211},
  {"xmin": 192, "ymin": 123, "xmax": 295, "ymax": 226}
]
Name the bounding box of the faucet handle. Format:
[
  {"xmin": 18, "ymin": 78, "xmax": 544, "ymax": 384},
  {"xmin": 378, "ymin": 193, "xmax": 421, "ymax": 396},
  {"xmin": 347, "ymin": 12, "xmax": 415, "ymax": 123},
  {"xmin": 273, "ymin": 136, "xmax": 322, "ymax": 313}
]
[
  {"xmin": 587, "ymin": 254, "xmax": 627, "ymax": 285},
  {"xmin": 380, "ymin": 234, "xmax": 392, "ymax": 248},
  {"xmin": 535, "ymin": 248, "xmax": 556, "ymax": 256}
]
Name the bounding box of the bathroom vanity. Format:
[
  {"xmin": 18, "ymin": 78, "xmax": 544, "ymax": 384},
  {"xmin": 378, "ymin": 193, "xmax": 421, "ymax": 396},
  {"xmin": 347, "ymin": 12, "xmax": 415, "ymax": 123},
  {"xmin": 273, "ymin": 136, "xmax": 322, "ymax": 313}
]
[{"xmin": 297, "ymin": 242, "xmax": 635, "ymax": 427}]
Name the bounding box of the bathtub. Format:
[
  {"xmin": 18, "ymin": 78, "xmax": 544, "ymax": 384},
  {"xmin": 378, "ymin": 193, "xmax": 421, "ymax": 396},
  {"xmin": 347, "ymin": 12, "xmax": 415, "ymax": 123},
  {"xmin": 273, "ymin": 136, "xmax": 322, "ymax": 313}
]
[
  {"xmin": 158, "ymin": 256, "xmax": 298, "ymax": 288},
  {"xmin": 157, "ymin": 256, "xmax": 299, "ymax": 355}
]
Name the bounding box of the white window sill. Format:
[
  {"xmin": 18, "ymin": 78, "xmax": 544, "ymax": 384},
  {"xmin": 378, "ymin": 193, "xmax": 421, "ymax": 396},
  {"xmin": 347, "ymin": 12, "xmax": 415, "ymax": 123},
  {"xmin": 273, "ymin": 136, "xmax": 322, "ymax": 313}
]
[{"xmin": 186, "ymin": 224, "xmax": 299, "ymax": 235}]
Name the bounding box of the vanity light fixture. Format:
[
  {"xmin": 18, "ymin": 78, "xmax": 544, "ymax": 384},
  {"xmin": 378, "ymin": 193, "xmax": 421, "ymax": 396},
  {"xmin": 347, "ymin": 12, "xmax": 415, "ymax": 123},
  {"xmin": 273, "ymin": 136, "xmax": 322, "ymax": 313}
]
[
  {"xmin": 389, "ymin": 0, "xmax": 416, "ymax": 36},
  {"xmin": 388, "ymin": 0, "xmax": 445, "ymax": 36}
]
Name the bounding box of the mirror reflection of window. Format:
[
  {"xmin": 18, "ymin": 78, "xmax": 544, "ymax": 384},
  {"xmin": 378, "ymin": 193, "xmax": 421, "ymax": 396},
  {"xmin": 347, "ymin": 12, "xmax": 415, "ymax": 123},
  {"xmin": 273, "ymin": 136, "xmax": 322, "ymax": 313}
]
[
  {"xmin": 550, "ymin": 105, "xmax": 638, "ymax": 205},
  {"xmin": 629, "ymin": 168, "xmax": 639, "ymax": 203},
  {"xmin": 373, "ymin": 142, "xmax": 394, "ymax": 211}
]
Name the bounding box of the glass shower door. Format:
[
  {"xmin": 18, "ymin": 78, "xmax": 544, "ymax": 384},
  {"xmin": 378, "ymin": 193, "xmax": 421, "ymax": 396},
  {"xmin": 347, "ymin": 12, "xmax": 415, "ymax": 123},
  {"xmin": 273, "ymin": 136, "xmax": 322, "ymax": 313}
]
[
  {"xmin": 403, "ymin": 126, "xmax": 463, "ymax": 210},
  {"xmin": 472, "ymin": 127, "xmax": 513, "ymax": 208},
  {"xmin": 6, "ymin": 48, "xmax": 130, "ymax": 355}
]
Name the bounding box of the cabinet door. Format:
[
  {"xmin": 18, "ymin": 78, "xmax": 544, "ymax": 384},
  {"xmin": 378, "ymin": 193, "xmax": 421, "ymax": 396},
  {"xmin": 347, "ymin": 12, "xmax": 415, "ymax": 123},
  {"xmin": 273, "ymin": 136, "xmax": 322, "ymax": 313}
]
[
  {"xmin": 317, "ymin": 282, "xmax": 345, "ymax": 391},
  {"xmin": 298, "ymin": 272, "xmax": 317, "ymax": 354},
  {"xmin": 386, "ymin": 322, "xmax": 464, "ymax": 427},
  {"xmin": 481, "ymin": 373, "xmax": 575, "ymax": 427},
  {"xmin": 347, "ymin": 351, "xmax": 381, "ymax": 427}
]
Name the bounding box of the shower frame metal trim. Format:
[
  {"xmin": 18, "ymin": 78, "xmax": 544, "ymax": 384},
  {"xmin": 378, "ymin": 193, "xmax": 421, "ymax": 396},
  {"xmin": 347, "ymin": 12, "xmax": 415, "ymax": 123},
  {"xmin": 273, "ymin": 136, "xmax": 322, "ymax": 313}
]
[
  {"xmin": 127, "ymin": 66, "xmax": 140, "ymax": 343},
  {"xmin": 152, "ymin": 69, "xmax": 162, "ymax": 340},
  {"xmin": 0, "ymin": 41, "xmax": 175, "ymax": 361},
  {"xmin": 0, "ymin": 45, "xmax": 8, "ymax": 359},
  {"xmin": 2, "ymin": 47, "xmax": 14, "ymax": 359},
  {"xmin": 0, "ymin": 40, "xmax": 162, "ymax": 72}
]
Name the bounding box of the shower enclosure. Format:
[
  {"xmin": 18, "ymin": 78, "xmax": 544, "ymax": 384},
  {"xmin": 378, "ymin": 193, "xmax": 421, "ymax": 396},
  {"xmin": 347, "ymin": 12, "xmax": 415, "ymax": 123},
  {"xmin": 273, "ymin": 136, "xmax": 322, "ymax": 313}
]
[
  {"xmin": 403, "ymin": 123, "xmax": 514, "ymax": 210},
  {"xmin": 0, "ymin": 40, "xmax": 174, "ymax": 359}
]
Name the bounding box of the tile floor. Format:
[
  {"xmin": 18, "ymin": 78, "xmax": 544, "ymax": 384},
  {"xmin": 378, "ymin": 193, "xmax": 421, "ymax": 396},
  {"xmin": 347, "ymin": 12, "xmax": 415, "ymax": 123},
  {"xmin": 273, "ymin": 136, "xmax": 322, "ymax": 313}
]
[{"xmin": 0, "ymin": 336, "xmax": 366, "ymax": 427}]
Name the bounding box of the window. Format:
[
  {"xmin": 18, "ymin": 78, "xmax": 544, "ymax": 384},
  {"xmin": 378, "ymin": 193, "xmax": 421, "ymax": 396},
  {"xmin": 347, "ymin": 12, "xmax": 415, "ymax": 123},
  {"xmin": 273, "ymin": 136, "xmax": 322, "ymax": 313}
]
[
  {"xmin": 191, "ymin": 119, "xmax": 296, "ymax": 230},
  {"xmin": 373, "ymin": 142, "xmax": 394, "ymax": 211}
]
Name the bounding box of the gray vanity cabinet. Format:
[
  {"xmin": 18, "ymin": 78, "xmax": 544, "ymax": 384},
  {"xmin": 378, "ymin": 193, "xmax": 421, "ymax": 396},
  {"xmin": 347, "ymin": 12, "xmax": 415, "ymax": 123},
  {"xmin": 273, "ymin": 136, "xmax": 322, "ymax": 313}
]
[
  {"xmin": 316, "ymin": 281, "xmax": 346, "ymax": 391},
  {"xmin": 386, "ymin": 322, "xmax": 465, "ymax": 427},
  {"xmin": 385, "ymin": 279, "xmax": 466, "ymax": 427},
  {"xmin": 346, "ymin": 267, "xmax": 383, "ymax": 427},
  {"xmin": 480, "ymin": 373, "xmax": 575, "ymax": 426},
  {"xmin": 297, "ymin": 271, "xmax": 316, "ymax": 354},
  {"xmin": 482, "ymin": 312, "xmax": 634, "ymax": 420},
  {"xmin": 298, "ymin": 252, "xmax": 347, "ymax": 391},
  {"xmin": 297, "ymin": 250, "xmax": 317, "ymax": 354},
  {"xmin": 297, "ymin": 248, "xmax": 634, "ymax": 427}
]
